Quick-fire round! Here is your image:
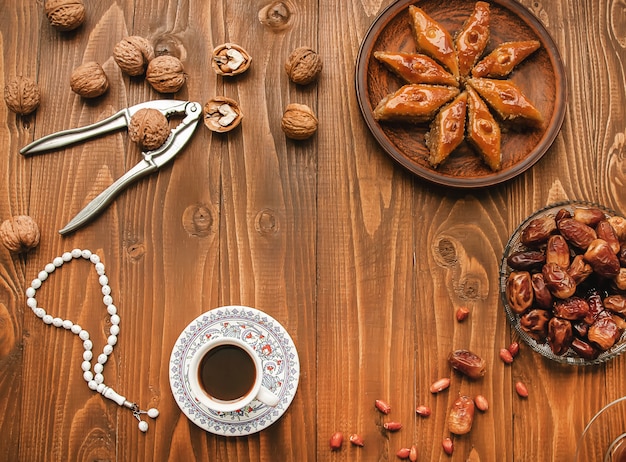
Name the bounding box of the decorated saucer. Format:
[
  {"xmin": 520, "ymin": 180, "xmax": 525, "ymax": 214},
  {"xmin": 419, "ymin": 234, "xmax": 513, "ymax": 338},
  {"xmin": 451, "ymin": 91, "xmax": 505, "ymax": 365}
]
[{"xmin": 169, "ymin": 306, "xmax": 300, "ymax": 436}]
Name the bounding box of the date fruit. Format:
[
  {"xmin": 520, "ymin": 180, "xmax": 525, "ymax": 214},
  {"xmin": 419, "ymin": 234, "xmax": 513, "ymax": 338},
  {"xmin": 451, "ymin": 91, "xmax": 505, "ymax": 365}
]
[
  {"xmin": 548, "ymin": 317, "xmax": 573, "ymax": 356},
  {"xmin": 521, "ymin": 215, "xmax": 556, "ymax": 246},
  {"xmin": 447, "ymin": 395, "xmax": 475, "ymax": 435},
  {"xmin": 584, "ymin": 239, "xmax": 620, "ymax": 278},
  {"xmin": 596, "ymin": 221, "xmax": 620, "ymax": 254},
  {"xmin": 506, "ymin": 250, "xmax": 546, "ymax": 271},
  {"xmin": 546, "ymin": 234, "xmax": 571, "ymax": 268},
  {"xmin": 506, "ymin": 271, "xmax": 534, "ymax": 314},
  {"xmin": 558, "ymin": 218, "xmax": 597, "ymax": 249},
  {"xmin": 571, "ymin": 338, "xmax": 599, "ymax": 360},
  {"xmin": 448, "ymin": 349, "xmax": 486, "ymax": 379},
  {"xmin": 587, "ymin": 314, "xmax": 621, "ymax": 351},
  {"xmin": 573, "ymin": 207, "xmax": 606, "ymax": 226},
  {"xmin": 520, "ymin": 309, "xmax": 550, "ymax": 341},
  {"xmin": 602, "ymin": 295, "xmax": 626, "ymax": 315},
  {"xmin": 542, "ymin": 262, "xmax": 576, "ymax": 299},
  {"xmin": 567, "ymin": 255, "xmax": 593, "ymax": 285},
  {"xmin": 531, "ymin": 273, "xmax": 553, "ymax": 309},
  {"xmin": 552, "ymin": 297, "xmax": 590, "ymax": 321}
]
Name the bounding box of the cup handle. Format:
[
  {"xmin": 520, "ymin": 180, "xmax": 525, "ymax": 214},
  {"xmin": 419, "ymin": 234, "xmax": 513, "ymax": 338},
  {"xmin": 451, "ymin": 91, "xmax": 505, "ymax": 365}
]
[{"xmin": 256, "ymin": 385, "xmax": 279, "ymax": 407}]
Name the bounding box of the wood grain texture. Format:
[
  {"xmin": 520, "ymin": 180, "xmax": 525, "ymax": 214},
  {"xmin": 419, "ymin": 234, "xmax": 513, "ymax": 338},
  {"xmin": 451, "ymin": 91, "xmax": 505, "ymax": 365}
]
[{"xmin": 0, "ymin": 0, "xmax": 625, "ymax": 461}]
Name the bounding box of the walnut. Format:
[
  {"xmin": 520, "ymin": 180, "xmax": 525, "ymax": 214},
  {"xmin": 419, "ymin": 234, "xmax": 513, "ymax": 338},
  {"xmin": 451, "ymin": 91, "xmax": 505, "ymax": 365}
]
[
  {"xmin": 70, "ymin": 62, "xmax": 109, "ymax": 98},
  {"xmin": 113, "ymin": 36, "xmax": 155, "ymax": 76},
  {"xmin": 4, "ymin": 77, "xmax": 41, "ymax": 115},
  {"xmin": 203, "ymin": 97, "xmax": 243, "ymax": 133},
  {"xmin": 281, "ymin": 103, "xmax": 318, "ymax": 140},
  {"xmin": 211, "ymin": 43, "xmax": 251, "ymax": 76},
  {"xmin": 145, "ymin": 55, "xmax": 187, "ymax": 93},
  {"xmin": 285, "ymin": 47, "xmax": 323, "ymax": 85},
  {"xmin": 45, "ymin": 0, "xmax": 86, "ymax": 31},
  {"xmin": 128, "ymin": 108, "xmax": 170, "ymax": 151},
  {"xmin": 0, "ymin": 215, "xmax": 40, "ymax": 253}
]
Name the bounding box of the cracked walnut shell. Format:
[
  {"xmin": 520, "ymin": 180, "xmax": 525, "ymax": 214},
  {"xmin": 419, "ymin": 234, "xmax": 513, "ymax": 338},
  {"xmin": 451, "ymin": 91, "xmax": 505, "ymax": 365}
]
[
  {"xmin": 45, "ymin": 0, "xmax": 86, "ymax": 31},
  {"xmin": 212, "ymin": 43, "xmax": 251, "ymax": 76},
  {"xmin": 146, "ymin": 55, "xmax": 187, "ymax": 93},
  {"xmin": 4, "ymin": 77, "xmax": 41, "ymax": 115},
  {"xmin": 0, "ymin": 216, "xmax": 40, "ymax": 253},
  {"xmin": 285, "ymin": 47, "xmax": 323, "ymax": 85},
  {"xmin": 113, "ymin": 36, "xmax": 155, "ymax": 76},
  {"xmin": 70, "ymin": 62, "xmax": 109, "ymax": 98},
  {"xmin": 128, "ymin": 108, "xmax": 170, "ymax": 151},
  {"xmin": 203, "ymin": 97, "xmax": 243, "ymax": 133},
  {"xmin": 281, "ymin": 103, "xmax": 318, "ymax": 140}
]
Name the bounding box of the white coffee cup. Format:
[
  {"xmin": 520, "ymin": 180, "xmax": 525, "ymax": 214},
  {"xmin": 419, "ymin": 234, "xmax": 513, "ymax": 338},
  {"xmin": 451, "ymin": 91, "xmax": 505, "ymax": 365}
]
[{"xmin": 188, "ymin": 336, "xmax": 280, "ymax": 413}]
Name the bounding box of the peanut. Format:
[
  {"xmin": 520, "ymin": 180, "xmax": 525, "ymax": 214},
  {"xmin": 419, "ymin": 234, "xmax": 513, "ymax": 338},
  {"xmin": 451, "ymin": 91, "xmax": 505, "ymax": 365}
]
[
  {"xmin": 442, "ymin": 437, "xmax": 454, "ymax": 455},
  {"xmin": 415, "ymin": 405, "xmax": 431, "ymax": 417},
  {"xmin": 430, "ymin": 377, "xmax": 451, "ymax": 394},
  {"xmin": 375, "ymin": 399, "xmax": 391, "ymax": 414},
  {"xmin": 515, "ymin": 381, "xmax": 529, "ymax": 398},
  {"xmin": 329, "ymin": 432, "xmax": 343, "ymax": 450},
  {"xmin": 383, "ymin": 421, "xmax": 403, "ymax": 431},
  {"xmin": 397, "ymin": 448, "xmax": 411, "ymax": 459},
  {"xmin": 349, "ymin": 433, "xmax": 364, "ymax": 447},
  {"xmin": 456, "ymin": 306, "xmax": 470, "ymax": 322},
  {"xmin": 474, "ymin": 394, "xmax": 489, "ymax": 412},
  {"xmin": 499, "ymin": 348, "xmax": 514, "ymax": 364},
  {"xmin": 507, "ymin": 341, "xmax": 520, "ymax": 357}
]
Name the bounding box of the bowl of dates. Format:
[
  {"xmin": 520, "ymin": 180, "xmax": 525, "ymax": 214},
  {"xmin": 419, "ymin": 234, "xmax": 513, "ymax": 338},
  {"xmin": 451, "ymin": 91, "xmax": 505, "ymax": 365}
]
[{"xmin": 500, "ymin": 201, "xmax": 626, "ymax": 365}]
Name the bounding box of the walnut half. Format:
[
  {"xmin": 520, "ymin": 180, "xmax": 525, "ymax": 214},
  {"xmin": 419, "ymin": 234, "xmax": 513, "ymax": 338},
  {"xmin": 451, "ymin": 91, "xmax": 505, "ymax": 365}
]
[
  {"xmin": 203, "ymin": 97, "xmax": 243, "ymax": 133},
  {"xmin": 211, "ymin": 43, "xmax": 251, "ymax": 76}
]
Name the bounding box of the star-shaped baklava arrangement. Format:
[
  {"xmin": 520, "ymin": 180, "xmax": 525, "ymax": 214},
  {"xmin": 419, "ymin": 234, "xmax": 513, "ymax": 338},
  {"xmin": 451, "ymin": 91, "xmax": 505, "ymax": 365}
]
[{"xmin": 373, "ymin": 1, "xmax": 543, "ymax": 171}]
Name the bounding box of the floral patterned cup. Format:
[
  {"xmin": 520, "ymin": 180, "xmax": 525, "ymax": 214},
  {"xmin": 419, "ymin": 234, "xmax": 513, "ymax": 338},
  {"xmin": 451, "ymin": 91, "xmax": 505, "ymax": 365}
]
[{"xmin": 187, "ymin": 336, "xmax": 279, "ymax": 413}]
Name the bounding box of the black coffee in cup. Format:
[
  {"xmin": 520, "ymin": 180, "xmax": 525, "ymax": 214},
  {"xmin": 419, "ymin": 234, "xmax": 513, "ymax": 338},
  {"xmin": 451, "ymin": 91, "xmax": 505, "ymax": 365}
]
[{"xmin": 198, "ymin": 344, "xmax": 257, "ymax": 401}]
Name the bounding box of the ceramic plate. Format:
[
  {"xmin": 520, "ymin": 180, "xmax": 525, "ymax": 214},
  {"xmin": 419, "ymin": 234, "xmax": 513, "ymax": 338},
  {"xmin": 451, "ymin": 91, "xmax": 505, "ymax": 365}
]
[
  {"xmin": 500, "ymin": 201, "xmax": 626, "ymax": 365},
  {"xmin": 169, "ymin": 306, "xmax": 300, "ymax": 435},
  {"xmin": 355, "ymin": 0, "xmax": 566, "ymax": 187}
]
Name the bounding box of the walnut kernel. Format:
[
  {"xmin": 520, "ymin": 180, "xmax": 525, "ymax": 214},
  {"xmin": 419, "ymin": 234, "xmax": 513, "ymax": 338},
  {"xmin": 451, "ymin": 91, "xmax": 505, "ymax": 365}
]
[
  {"xmin": 281, "ymin": 103, "xmax": 318, "ymax": 140},
  {"xmin": 70, "ymin": 62, "xmax": 109, "ymax": 98},
  {"xmin": 4, "ymin": 77, "xmax": 41, "ymax": 115},
  {"xmin": 145, "ymin": 55, "xmax": 187, "ymax": 93},
  {"xmin": 0, "ymin": 216, "xmax": 40, "ymax": 253},
  {"xmin": 203, "ymin": 97, "xmax": 243, "ymax": 133},
  {"xmin": 128, "ymin": 108, "xmax": 170, "ymax": 151},
  {"xmin": 285, "ymin": 47, "xmax": 323, "ymax": 85},
  {"xmin": 211, "ymin": 43, "xmax": 251, "ymax": 76},
  {"xmin": 45, "ymin": 0, "xmax": 86, "ymax": 31},
  {"xmin": 113, "ymin": 36, "xmax": 155, "ymax": 76}
]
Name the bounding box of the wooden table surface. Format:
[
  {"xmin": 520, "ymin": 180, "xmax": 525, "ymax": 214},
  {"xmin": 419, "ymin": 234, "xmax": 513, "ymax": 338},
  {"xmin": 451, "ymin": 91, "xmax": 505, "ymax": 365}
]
[{"xmin": 1, "ymin": 0, "xmax": 625, "ymax": 461}]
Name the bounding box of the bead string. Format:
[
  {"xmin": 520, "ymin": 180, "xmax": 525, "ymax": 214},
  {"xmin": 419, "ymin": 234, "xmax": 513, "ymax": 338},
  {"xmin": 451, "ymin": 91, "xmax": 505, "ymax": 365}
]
[{"xmin": 25, "ymin": 248, "xmax": 158, "ymax": 432}]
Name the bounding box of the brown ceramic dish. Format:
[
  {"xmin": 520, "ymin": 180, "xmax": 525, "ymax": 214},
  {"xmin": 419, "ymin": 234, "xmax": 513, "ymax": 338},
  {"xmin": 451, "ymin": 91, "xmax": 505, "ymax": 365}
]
[{"xmin": 355, "ymin": 0, "xmax": 566, "ymax": 187}]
